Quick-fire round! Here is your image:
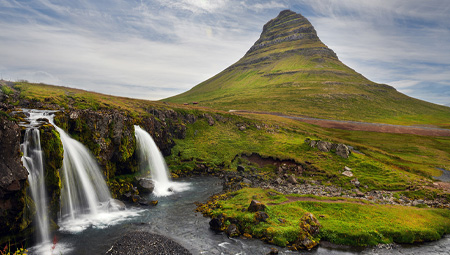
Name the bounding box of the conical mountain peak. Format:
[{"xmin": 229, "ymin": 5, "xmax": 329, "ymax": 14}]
[
  {"xmin": 247, "ymin": 10, "xmax": 322, "ymax": 55},
  {"xmin": 165, "ymin": 10, "xmax": 450, "ymax": 122}
]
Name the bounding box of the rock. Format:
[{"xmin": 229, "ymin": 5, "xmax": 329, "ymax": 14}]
[
  {"xmin": 255, "ymin": 211, "xmax": 269, "ymax": 222},
  {"xmin": 309, "ymin": 140, "xmax": 317, "ymax": 148},
  {"xmin": 299, "ymin": 212, "xmax": 321, "ymax": 236},
  {"xmin": 242, "ymin": 178, "xmax": 252, "ymax": 185},
  {"xmin": 292, "ymin": 212, "xmax": 321, "ymax": 250},
  {"xmin": 132, "ymin": 194, "xmax": 141, "ymax": 203},
  {"xmin": 344, "ymin": 166, "xmax": 352, "ymax": 171},
  {"xmin": 342, "ymin": 170, "xmax": 353, "ymax": 177},
  {"xmin": 336, "ymin": 144, "xmax": 350, "ymax": 158},
  {"xmin": 237, "ymin": 165, "xmax": 245, "ymax": 172},
  {"xmin": 203, "ymin": 113, "xmax": 215, "ymax": 126},
  {"xmin": 209, "ymin": 214, "xmax": 224, "ymax": 231},
  {"xmin": 351, "ymin": 178, "xmax": 360, "ymax": 187},
  {"xmin": 137, "ymin": 178, "xmax": 155, "ymax": 194},
  {"xmin": 355, "ymin": 190, "xmax": 364, "ymax": 197},
  {"xmin": 226, "ymin": 224, "xmax": 240, "ymax": 237},
  {"xmin": 317, "ymin": 141, "xmax": 332, "ymax": 152},
  {"xmin": 248, "ymin": 200, "xmax": 266, "ymax": 212},
  {"xmin": 0, "ymin": 114, "xmax": 29, "ymax": 237},
  {"xmin": 267, "ymin": 248, "xmax": 279, "ymax": 254},
  {"xmin": 287, "ymin": 174, "xmax": 298, "ymax": 184},
  {"xmin": 107, "ymin": 199, "xmax": 126, "ymax": 211},
  {"xmin": 275, "ymin": 177, "xmax": 283, "ymax": 185}
]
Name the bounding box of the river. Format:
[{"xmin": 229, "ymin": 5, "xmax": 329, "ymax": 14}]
[{"xmin": 29, "ymin": 176, "xmax": 450, "ymax": 255}]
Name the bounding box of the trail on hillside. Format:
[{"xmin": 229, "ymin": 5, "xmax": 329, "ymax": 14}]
[{"xmin": 230, "ymin": 110, "xmax": 450, "ymax": 136}]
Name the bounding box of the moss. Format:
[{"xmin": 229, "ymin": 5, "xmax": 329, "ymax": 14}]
[{"xmin": 39, "ymin": 125, "xmax": 63, "ymax": 221}]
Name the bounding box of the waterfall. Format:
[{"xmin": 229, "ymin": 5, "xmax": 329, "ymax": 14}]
[
  {"xmin": 20, "ymin": 110, "xmax": 52, "ymax": 246},
  {"xmin": 134, "ymin": 125, "xmax": 190, "ymax": 196},
  {"xmin": 50, "ymin": 123, "xmax": 111, "ymax": 220}
]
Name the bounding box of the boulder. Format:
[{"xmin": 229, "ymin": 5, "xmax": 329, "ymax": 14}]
[
  {"xmin": 107, "ymin": 199, "xmax": 126, "ymax": 211},
  {"xmin": 342, "ymin": 170, "xmax": 353, "ymax": 177},
  {"xmin": 342, "ymin": 167, "xmax": 353, "ymax": 177},
  {"xmin": 299, "ymin": 212, "xmax": 321, "ymax": 236},
  {"xmin": 336, "ymin": 144, "xmax": 350, "ymax": 158},
  {"xmin": 255, "ymin": 211, "xmax": 269, "ymax": 222},
  {"xmin": 209, "ymin": 214, "xmax": 225, "ymax": 231},
  {"xmin": 137, "ymin": 178, "xmax": 155, "ymax": 194},
  {"xmin": 226, "ymin": 224, "xmax": 240, "ymax": 237},
  {"xmin": 317, "ymin": 141, "xmax": 332, "ymax": 152},
  {"xmin": 292, "ymin": 212, "xmax": 321, "ymax": 250},
  {"xmin": 248, "ymin": 200, "xmax": 266, "ymax": 212},
  {"xmin": 287, "ymin": 174, "xmax": 298, "ymax": 184}
]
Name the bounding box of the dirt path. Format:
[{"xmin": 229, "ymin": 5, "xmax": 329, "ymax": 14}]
[
  {"xmin": 269, "ymin": 196, "xmax": 370, "ymax": 206},
  {"xmin": 230, "ymin": 110, "xmax": 450, "ymax": 136}
]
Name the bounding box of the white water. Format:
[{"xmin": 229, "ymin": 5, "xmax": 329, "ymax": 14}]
[
  {"xmin": 49, "ymin": 122, "xmax": 111, "ymax": 221},
  {"xmin": 20, "ymin": 110, "xmax": 53, "ymax": 247},
  {"xmin": 134, "ymin": 125, "xmax": 190, "ymax": 196}
]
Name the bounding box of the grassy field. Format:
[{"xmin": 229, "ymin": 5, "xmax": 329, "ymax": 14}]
[{"xmin": 199, "ymin": 188, "xmax": 450, "ymax": 247}]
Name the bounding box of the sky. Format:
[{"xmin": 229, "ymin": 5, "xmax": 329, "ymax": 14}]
[{"xmin": 0, "ymin": 0, "xmax": 449, "ymax": 105}]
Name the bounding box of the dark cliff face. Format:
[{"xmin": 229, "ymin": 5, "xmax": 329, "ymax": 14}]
[
  {"xmin": 53, "ymin": 107, "xmax": 196, "ymax": 180},
  {"xmin": 0, "ymin": 114, "xmax": 29, "ymax": 239}
]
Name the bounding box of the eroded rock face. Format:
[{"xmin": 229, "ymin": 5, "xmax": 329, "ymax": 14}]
[{"xmin": 0, "ymin": 114, "xmax": 29, "ymax": 239}]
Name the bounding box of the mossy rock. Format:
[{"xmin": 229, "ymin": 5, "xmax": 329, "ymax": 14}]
[{"xmin": 40, "ymin": 125, "xmax": 63, "ymax": 221}]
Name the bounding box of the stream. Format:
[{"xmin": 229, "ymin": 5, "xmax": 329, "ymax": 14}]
[{"xmin": 26, "ymin": 176, "xmax": 450, "ymax": 255}]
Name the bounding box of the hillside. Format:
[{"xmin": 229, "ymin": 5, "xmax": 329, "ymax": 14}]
[{"xmin": 165, "ymin": 10, "xmax": 450, "ymax": 126}]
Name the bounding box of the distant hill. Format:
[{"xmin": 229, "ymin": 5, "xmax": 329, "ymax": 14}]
[{"xmin": 165, "ymin": 10, "xmax": 450, "ymax": 126}]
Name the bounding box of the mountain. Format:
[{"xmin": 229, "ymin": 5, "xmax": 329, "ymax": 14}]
[{"xmin": 165, "ymin": 10, "xmax": 450, "ymax": 125}]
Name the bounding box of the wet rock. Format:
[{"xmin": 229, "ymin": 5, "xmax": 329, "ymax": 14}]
[
  {"xmin": 0, "ymin": 114, "xmax": 29, "ymax": 237},
  {"xmin": 336, "ymin": 144, "xmax": 350, "ymax": 158},
  {"xmin": 107, "ymin": 199, "xmax": 126, "ymax": 211},
  {"xmin": 267, "ymin": 248, "xmax": 279, "ymax": 254},
  {"xmin": 226, "ymin": 224, "xmax": 240, "ymax": 237},
  {"xmin": 255, "ymin": 211, "xmax": 269, "ymax": 222},
  {"xmin": 209, "ymin": 214, "xmax": 225, "ymax": 231},
  {"xmin": 248, "ymin": 200, "xmax": 266, "ymax": 212},
  {"xmin": 137, "ymin": 178, "xmax": 155, "ymax": 194}
]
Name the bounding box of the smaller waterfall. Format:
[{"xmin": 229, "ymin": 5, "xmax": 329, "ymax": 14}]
[
  {"xmin": 20, "ymin": 110, "xmax": 52, "ymax": 246},
  {"xmin": 50, "ymin": 123, "xmax": 111, "ymax": 220},
  {"xmin": 134, "ymin": 125, "xmax": 190, "ymax": 196}
]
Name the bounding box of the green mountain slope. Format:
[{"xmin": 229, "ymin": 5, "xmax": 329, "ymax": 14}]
[{"xmin": 165, "ymin": 10, "xmax": 450, "ymax": 126}]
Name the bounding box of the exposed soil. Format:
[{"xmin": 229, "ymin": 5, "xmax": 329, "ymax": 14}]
[
  {"xmin": 280, "ymin": 196, "xmax": 369, "ymax": 205},
  {"xmin": 231, "ymin": 110, "xmax": 450, "ymax": 136}
]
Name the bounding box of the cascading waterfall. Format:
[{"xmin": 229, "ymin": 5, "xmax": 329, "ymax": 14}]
[
  {"xmin": 49, "ymin": 122, "xmax": 111, "ymax": 221},
  {"xmin": 134, "ymin": 125, "xmax": 190, "ymax": 196},
  {"xmin": 20, "ymin": 110, "xmax": 52, "ymax": 246}
]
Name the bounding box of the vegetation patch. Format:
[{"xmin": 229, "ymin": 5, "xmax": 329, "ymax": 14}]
[{"xmin": 198, "ymin": 188, "xmax": 450, "ymax": 248}]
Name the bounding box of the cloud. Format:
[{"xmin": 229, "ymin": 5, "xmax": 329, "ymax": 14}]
[{"xmin": 0, "ymin": 0, "xmax": 449, "ymax": 105}]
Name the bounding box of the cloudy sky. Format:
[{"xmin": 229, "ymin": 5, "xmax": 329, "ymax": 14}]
[{"xmin": 0, "ymin": 0, "xmax": 449, "ymax": 105}]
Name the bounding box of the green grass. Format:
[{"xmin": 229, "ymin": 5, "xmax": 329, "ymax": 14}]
[{"xmin": 202, "ymin": 188, "xmax": 450, "ymax": 247}]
